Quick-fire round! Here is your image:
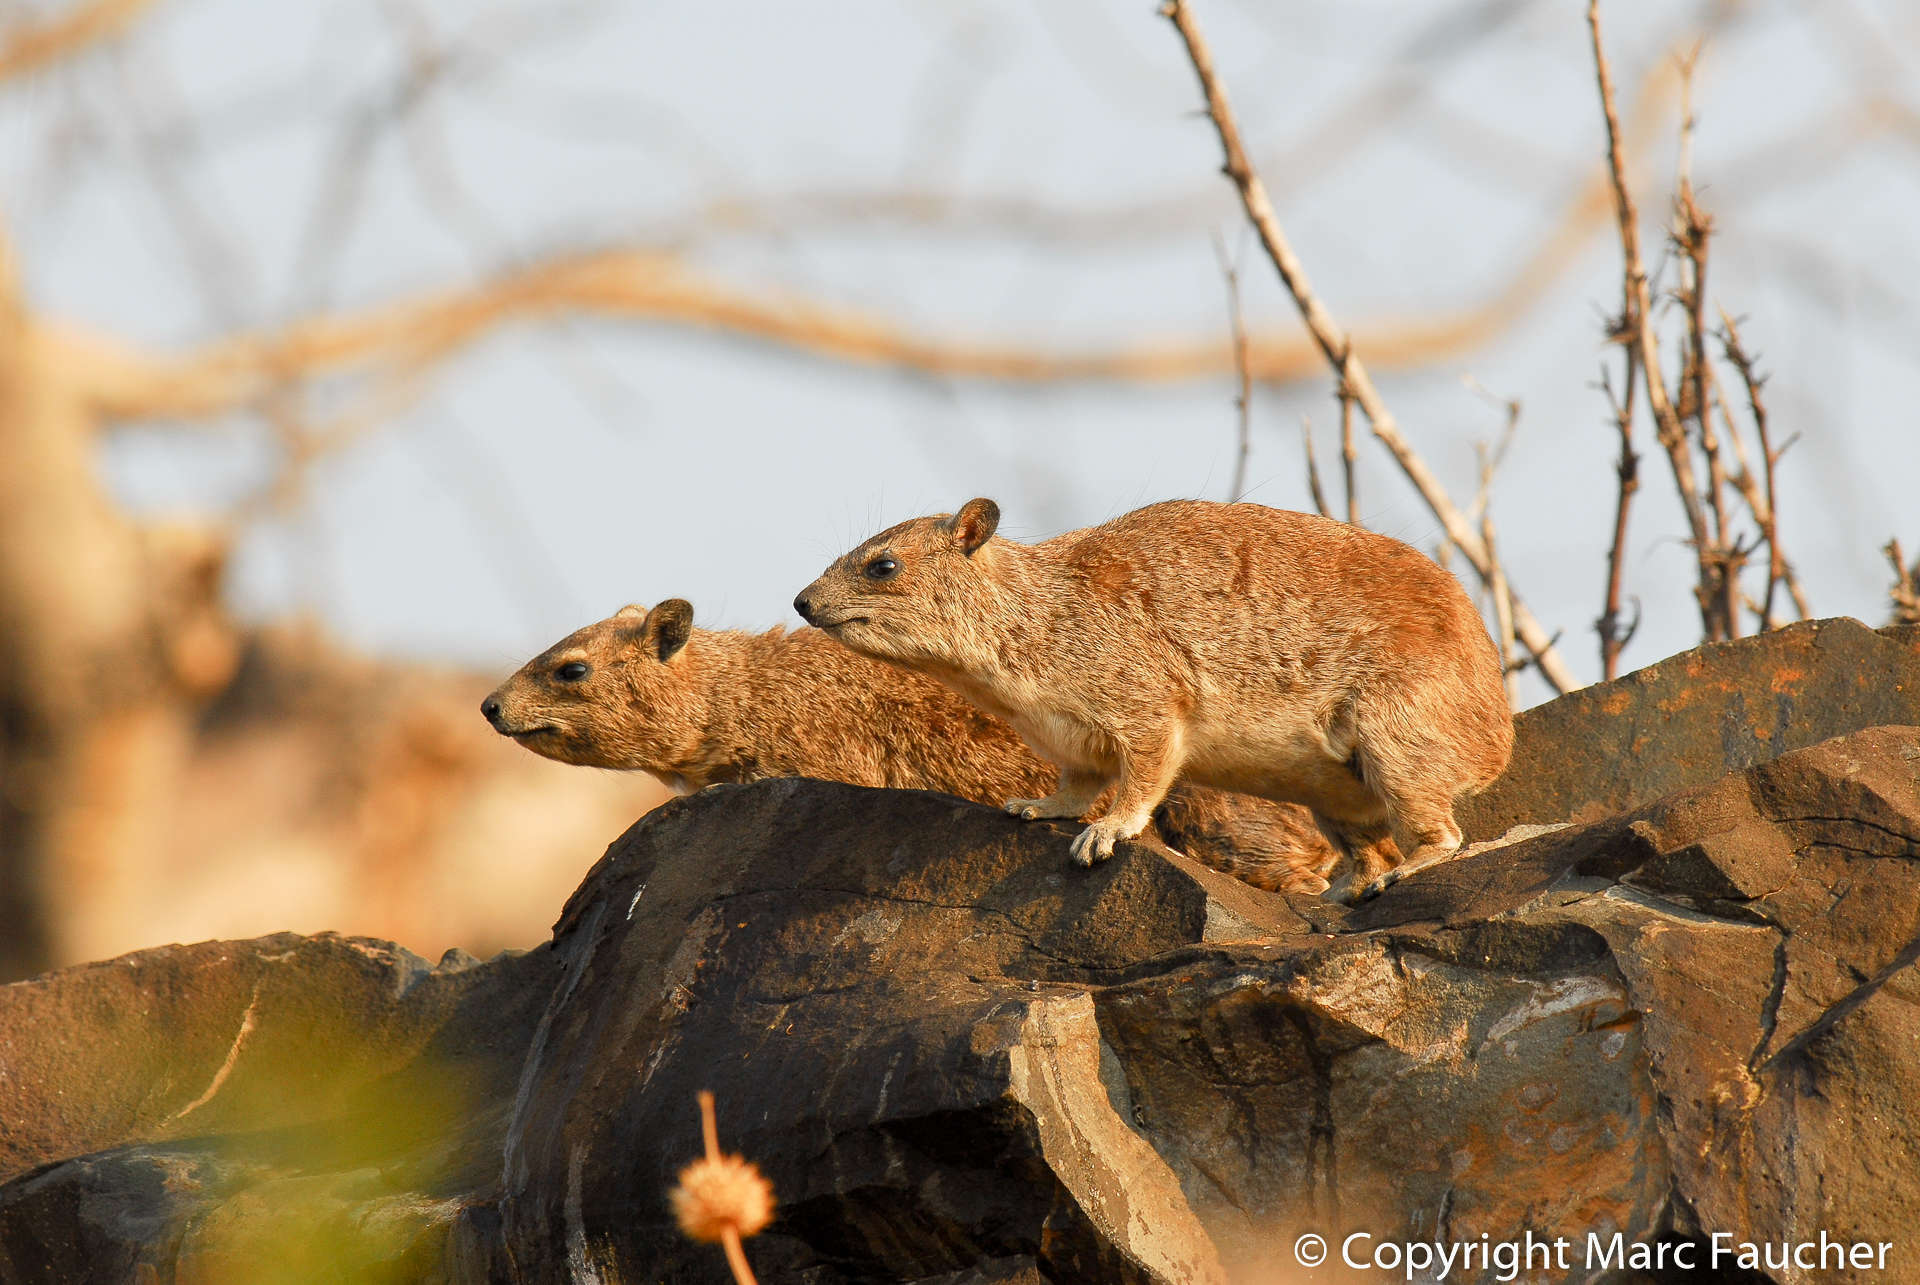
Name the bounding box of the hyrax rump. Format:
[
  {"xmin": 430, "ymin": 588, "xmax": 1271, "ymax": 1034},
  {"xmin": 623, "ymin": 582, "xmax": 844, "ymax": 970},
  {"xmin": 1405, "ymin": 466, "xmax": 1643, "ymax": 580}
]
[
  {"xmin": 794, "ymin": 498, "xmax": 1514, "ymax": 901},
  {"xmin": 481, "ymin": 602, "xmax": 1342, "ymax": 894}
]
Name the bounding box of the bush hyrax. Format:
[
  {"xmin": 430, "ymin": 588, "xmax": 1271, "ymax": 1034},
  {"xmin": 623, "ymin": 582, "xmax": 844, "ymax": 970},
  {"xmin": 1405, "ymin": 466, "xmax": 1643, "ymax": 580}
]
[{"xmin": 794, "ymin": 498, "xmax": 1512, "ymax": 901}]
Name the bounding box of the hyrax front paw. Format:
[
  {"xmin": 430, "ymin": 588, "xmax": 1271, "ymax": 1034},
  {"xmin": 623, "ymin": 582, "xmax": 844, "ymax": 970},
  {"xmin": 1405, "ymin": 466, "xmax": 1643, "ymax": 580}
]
[
  {"xmin": 1068, "ymin": 818, "xmax": 1133, "ymax": 867},
  {"xmin": 1355, "ymin": 867, "xmax": 1404, "ymax": 902},
  {"xmin": 1006, "ymin": 795, "xmax": 1082, "ymax": 821}
]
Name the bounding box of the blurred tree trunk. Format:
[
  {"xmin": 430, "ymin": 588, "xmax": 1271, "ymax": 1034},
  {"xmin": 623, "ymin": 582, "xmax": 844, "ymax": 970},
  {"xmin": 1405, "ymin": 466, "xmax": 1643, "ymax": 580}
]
[{"xmin": 0, "ymin": 242, "xmax": 236, "ymax": 979}]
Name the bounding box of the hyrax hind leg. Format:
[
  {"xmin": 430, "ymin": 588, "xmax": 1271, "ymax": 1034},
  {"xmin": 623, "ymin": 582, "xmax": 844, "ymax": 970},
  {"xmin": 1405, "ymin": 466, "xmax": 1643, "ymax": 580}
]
[
  {"xmin": 1337, "ymin": 700, "xmax": 1475, "ymax": 901},
  {"xmin": 1315, "ymin": 816, "xmax": 1402, "ymax": 906},
  {"xmin": 1356, "ymin": 774, "xmax": 1465, "ymax": 901},
  {"xmin": 1007, "ymin": 766, "xmax": 1110, "ymax": 822}
]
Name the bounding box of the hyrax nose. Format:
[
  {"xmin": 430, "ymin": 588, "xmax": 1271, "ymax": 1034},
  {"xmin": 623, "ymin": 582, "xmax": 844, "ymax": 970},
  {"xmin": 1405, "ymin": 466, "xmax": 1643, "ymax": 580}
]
[
  {"xmin": 481, "ymin": 696, "xmax": 503, "ymax": 727},
  {"xmin": 793, "ymin": 594, "xmax": 814, "ymax": 623}
]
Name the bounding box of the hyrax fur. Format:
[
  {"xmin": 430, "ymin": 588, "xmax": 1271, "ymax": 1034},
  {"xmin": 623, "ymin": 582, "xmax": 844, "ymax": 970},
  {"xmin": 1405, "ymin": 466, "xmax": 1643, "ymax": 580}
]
[
  {"xmin": 482, "ymin": 602, "xmax": 1343, "ymax": 894},
  {"xmin": 794, "ymin": 498, "xmax": 1514, "ymax": 901}
]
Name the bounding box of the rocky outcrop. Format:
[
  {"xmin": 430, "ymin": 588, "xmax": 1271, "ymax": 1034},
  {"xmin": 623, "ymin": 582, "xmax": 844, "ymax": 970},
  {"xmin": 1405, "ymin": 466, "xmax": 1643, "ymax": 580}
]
[
  {"xmin": 1109, "ymin": 723, "xmax": 1920, "ymax": 1279},
  {"xmin": 1, "ymin": 624, "xmax": 1916, "ymax": 1283},
  {"xmin": 0, "ymin": 934, "xmax": 558, "ymax": 1281},
  {"xmin": 1463, "ymin": 617, "xmax": 1920, "ymax": 836}
]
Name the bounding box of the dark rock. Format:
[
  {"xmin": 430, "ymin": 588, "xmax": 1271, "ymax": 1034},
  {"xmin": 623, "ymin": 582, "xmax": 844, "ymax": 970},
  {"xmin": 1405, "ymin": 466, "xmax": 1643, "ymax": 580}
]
[
  {"xmin": 3, "ymin": 626, "xmax": 1917, "ymax": 1284},
  {"xmin": 1463, "ymin": 619, "xmax": 1920, "ymax": 838},
  {"xmin": 1096, "ymin": 725, "xmax": 1920, "ymax": 1282},
  {"xmin": 485, "ymin": 725, "xmax": 1918, "ymax": 1283},
  {"xmin": 0, "ymin": 935, "xmax": 557, "ymax": 1283},
  {"xmin": 496, "ymin": 782, "xmax": 1244, "ymax": 1285}
]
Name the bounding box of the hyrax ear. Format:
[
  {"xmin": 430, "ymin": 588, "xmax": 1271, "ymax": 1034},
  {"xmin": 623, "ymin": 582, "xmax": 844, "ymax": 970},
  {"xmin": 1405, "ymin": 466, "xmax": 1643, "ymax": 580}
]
[
  {"xmin": 944, "ymin": 497, "xmax": 1000, "ymax": 556},
  {"xmin": 611, "ymin": 603, "xmax": 651, "ymax": 650},
  {"xmin": 642, "ymin": 598, "xmax": 694, "ymax": 661}
]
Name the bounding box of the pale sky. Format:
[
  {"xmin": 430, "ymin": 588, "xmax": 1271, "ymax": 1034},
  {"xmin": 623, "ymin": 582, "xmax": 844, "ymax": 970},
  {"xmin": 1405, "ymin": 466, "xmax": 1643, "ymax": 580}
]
[{"xmin": 7, "ymin": 0, "xmax": 1917, "ymax": 705}]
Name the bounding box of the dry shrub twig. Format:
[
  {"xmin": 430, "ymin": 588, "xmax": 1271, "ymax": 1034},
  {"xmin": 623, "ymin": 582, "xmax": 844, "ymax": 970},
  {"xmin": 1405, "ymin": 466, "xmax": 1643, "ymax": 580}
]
[
  {"xmin": 1162, "ymin": 0, "xmax": 1576, "ymax": 695},
  {"xmin": 1337, "ymin": 346, "xmax": 1359, "ymax": 525},
  {"xmin": 1669, "ymin": 46, "xmax": 1744, "ymax": 640},
  {"xmin": 1589, "ymin": 1, "xmax": 1723, "ymax": 643},
  {"xmin": 1594, "ymin": 349, "xmax": 1642, "ymax": 678},
  {"xmin": 1887, "ymin": 540, "xmax": 1920, "ymax": 628},
  {"xmin": 1471, "ymin": 425, "xmax": 1523, "ymax": 710},
  {"xmin": 1210, "ymin": 232, "xmax": 1255, "ymax": 502},
  {"xmin": 1300, "ymin": 416, "xmax": 1332, "ymax": 519},
  {"xmin": 1716, "ymin": 310, "xmax": 1809, "ymax": 625},
  {"xmin": 1588, "ymin": 1, "xmax": 1807, "ymax": 654}
]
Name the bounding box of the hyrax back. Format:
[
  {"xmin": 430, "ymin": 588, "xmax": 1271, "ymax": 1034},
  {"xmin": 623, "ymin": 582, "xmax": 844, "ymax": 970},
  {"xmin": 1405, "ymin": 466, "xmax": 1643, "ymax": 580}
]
[
  {"xmin": 482, "ymin": 601, "xmax": 1343, "ymax": 894},
  {"xmin": 795, "ymin": 498, "xmax": 1513, "ymax": 900}
]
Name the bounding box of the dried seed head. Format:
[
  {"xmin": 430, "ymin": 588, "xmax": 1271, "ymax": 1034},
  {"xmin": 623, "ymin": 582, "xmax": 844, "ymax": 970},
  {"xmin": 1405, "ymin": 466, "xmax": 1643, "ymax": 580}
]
[{"xmin": 671, "ymin": 1153, "xmax": 775, "ymax": 1243}]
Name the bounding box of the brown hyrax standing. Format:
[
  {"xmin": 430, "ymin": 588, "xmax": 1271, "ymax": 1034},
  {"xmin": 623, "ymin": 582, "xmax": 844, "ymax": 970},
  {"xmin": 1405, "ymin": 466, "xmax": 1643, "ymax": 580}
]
[
  {"xmin": 481, "ymin": 602, "xmax": 1343, "ymax": 894},
  {"xmin": 794, "ymin": 498, "xmax": 1513, "ymax": 901}
]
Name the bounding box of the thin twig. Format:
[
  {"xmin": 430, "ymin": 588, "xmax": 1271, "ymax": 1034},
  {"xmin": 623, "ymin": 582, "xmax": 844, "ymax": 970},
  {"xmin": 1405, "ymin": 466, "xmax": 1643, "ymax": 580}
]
[
  {"xmin": 1703, "ymin": 352, "xmax": 1808, "ymax": 623},
  {"xmin": 1337, "ymin": 346, "xmax": 1358, "ymax": 524},
  {"xmin": 1461, "ymin": 375, "xmax": 1519, "ymax": 525},
  {"xmin": 1589, "ymin": 0, "xmax": 1718, "ymax": 642},
  {"xmin": 1888, "ymin": 539, "xmax": 1920, "ymax": 627},
  {"xmin": 1596, "ymin": 353, "xmax": 1641, "ymax": 678},
  {"xmin": 1211, "ymin": 232, "xmax": 1254, "ymax": 501},
  {"xmin": 1484, "ymin": 512, "xmax": 1520, "ymax": 709},
  {"xmin": 1473, "ymin": 437, "xmax": 1522, "ymax": 708},
  {"xmin": 1162, "ymin": 0, "xmax": 1575, "ymax": 694},
  {"xmin": 1671, "ymin": 45, "xmax": 1739, "ymax": 639},
  {"xmin": 1717, "ymin": 310, "xmax": 1807, "ymax": 624},
  {"xmin": 1300, "ymin": 415, "xmax": 1332, "ymax": 519}
]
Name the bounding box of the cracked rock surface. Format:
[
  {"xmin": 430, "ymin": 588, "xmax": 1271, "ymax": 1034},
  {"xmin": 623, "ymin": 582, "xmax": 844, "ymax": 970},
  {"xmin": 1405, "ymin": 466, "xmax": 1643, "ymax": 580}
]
[{"xmin": 1, "ymin": 625, "xmax": 1916, "ymax": 1283}]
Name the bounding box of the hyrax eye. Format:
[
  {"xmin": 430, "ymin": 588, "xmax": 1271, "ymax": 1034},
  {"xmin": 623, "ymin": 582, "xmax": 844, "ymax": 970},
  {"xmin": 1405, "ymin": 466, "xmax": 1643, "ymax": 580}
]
[
  {"xmin": 864, "ymin": 555, "xmax": 900, "ymax": 581},
  {"xmin": 556, "ymin": 662, "xmax": 590, "ymax": 682}
]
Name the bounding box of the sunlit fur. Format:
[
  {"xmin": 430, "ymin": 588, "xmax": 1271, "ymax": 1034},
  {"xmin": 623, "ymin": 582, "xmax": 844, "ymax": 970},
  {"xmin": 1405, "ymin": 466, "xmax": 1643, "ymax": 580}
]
[
  {"xmin": 797, "ymin": 498, "xmax": 1514, "ymax": 900},
  {"xmin": 483, "ymin": 603, "xmax": 1344, "ymax": 894}
]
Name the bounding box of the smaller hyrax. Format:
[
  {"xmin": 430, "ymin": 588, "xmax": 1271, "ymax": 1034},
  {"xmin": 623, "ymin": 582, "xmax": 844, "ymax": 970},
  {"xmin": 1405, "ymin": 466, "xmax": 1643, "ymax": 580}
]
[
  {"xmin": 481, "ymin": 602, "xmax": 1342, "ymax": 894},
  {"xmin": 794, "ymin": 498, "xmax": 1513, "ymax": 900}
]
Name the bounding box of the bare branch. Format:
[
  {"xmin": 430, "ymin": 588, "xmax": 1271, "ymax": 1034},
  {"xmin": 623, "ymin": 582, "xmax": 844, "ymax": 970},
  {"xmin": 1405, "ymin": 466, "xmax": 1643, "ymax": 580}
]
[
  {"xmin": 1461, "ymin": 374, "xmax": 1519, "ymax": 526},
  {"xmin": 1210, "ymin": 232, "xmax": 1253, "ymax": 502},
  {"xmin": 108, "ymin": 40, "xmax": 257, "ymax": 331},
  {"xmin": 1672, "ymin": 46, "xmax": 1740, "ymax": 641},
  {"xmin": 1161, "ymin": 0, "xmax": 1576, "ymax": 695},
  {"xmin": 1596, "ymin": 354, "xmax": 1641, "ymax": 679},
  {"xmin": 1589, "ymin": 0, "xmax": 1719, "ymax": 642},
  {"xmin": 1473, "ymin": 429, "xmax": 1521, "ymax": 709},
  {"xmin": 1337, "ymin": 349, "xmax": 1358, "ymax": 526},
  {"xmin": 1300, "ymin": 416, "xmax": 1331, "ymax": 520},
  {"xmin": 48, "ymin": 231, "xmax": 1662, "ymax": 431},
  {"xmin": 1718, "ymin": 310, "xmax": 1810, "ymax": 623},
  {"xmin": 1483, "ymin": 511, "xmax": 1520, "ymax": 710},
  {"xmin": 0, "ymin": 0, "xmax": 154, "ymax": 82},
  {"xmin": 1888, "ymin": 539, "xmax": 1920, "ymax": 628}
]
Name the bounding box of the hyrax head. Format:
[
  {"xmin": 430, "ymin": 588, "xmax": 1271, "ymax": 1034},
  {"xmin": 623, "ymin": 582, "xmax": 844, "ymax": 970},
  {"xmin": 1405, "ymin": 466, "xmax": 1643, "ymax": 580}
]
[
  {"xmin": 793, "ymin": 498, "xmax": 1001, "ymax": 666},
  {"xmin": 480, "ymin": 600, "xmax": 704, "ymax": 770}
]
